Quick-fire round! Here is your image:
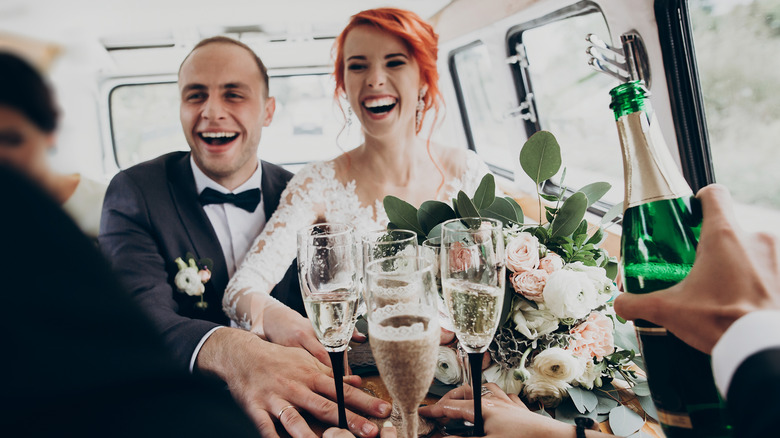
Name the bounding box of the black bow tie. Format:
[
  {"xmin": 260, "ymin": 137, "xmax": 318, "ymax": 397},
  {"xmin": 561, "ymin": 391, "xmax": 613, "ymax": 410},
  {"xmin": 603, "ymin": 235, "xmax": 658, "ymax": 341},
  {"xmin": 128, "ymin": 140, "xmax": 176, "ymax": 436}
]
[{"xmin": 199, "ymin": 187, "xmax": 261, "ymax": 213}]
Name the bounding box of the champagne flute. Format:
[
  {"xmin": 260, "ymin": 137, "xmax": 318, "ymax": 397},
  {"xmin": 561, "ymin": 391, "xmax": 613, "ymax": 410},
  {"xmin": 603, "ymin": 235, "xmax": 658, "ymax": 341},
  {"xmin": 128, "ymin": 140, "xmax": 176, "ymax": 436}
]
[
  {"xmin": 358, "ymin": 229, "xmax": 418, "ymax": 320},
  {"xmin": 297, "ymin": 223, "xmax": 359, "ymax": 429},
  {"xmin": 441, "ymin": 218, "xmax": 505, "ymax": 436},
  {"xmin": 365, "ymin": 255, "xmax": 440, "ymax": 438}
]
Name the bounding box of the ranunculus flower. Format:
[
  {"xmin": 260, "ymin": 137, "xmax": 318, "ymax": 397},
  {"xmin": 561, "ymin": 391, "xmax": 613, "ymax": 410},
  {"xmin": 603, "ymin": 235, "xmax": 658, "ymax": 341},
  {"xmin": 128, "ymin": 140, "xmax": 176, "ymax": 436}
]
[
  {"xmin": 565, "ymin": 262, "xmax": 617, "ymax": 302},
  {"xmin": 505, "ymin": 232, "xmax": 540, "ymax": 273},
  {"xmin": 523, "ymin": 371, "xmax": 570, "ymax": 408},
  {"xmin": 484, "ymin": 363, "xmax": 524, "ymax": 395},
  {"xmin": 542, "ymin": 269, "xmax": 598, "ymax": 320},
  {"xmin": 539, "ymin": 252, "xmax": 564, "ymax": 274},
  {"xmin": 509, "ymin": 269, "xmax": 549, "ymax": 302},
  {"xmin": 198, "ymin": 268, "xmax": 211, "ymax": 283},
  {"xmin": 175, "ymin": 267, "xmax": 205, "ymax": 297},
  {"xmin": 449, "ymin": 241, "xmax": 475, "ymax": 272},
  {"xmin": 434, "ymin": 346, "xmax": 462, "ymax": 385},
  {"xmin": 567, "ymin": 312, "xmax": 615, "ymax": 360},
  {"xmin": 532, "ymin": 347, "xmax": 584, "ymax": 382},
  {"xmin": 575, "ymin": 359, "xmax": 607, "ymax": 390},
  {"xmin": 512, "ymin": 300, "xmax": 559, "ymax": 340}
]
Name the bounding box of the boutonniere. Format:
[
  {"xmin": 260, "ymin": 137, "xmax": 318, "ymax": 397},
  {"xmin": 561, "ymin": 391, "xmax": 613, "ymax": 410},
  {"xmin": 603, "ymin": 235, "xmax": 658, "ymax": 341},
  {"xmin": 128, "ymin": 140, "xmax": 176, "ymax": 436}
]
[{"xmin": 174, "ymin": 252, "xmax": 213, "ymax": 309}]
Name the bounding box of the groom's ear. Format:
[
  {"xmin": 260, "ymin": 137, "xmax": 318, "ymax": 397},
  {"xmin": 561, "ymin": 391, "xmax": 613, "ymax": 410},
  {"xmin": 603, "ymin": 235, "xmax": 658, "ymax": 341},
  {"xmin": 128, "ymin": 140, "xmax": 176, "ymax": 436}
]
[{"xmin": 262, "ymin": 96, "xmax": 276, "ymax": 127}]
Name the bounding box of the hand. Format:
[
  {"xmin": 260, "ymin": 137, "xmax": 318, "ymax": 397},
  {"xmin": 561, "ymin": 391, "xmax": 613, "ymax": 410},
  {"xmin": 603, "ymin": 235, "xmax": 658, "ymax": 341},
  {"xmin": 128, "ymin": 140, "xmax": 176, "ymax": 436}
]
[
  {"xmin": 420, "ymin": 383, "xmax": 611, "ymax": 437},
  {"xmin": 323, "ymin": 423, "xmax": 397, "ymax": 438},
  {"xmin": 259, "ymin": 298, "xmax": 332, "ymax": 366},
  {"xmin": 614, "ymin": 184, "xmax": 780, "ymax": 353},
  {"xmin": 196, "ymin": 328, "xmax": 392, "ymax": 438}
]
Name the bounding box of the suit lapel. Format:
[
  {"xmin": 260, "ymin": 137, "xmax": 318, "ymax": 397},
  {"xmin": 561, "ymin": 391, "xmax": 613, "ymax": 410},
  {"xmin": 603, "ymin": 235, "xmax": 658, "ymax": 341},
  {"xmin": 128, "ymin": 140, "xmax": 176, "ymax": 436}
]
[
  {"xmin": 261, "ymin": 160, "xmax": 287, "ymax": 219},
  {"xmin": 167, "ymin": 154, "xmax": 230, "ymax": 295}
]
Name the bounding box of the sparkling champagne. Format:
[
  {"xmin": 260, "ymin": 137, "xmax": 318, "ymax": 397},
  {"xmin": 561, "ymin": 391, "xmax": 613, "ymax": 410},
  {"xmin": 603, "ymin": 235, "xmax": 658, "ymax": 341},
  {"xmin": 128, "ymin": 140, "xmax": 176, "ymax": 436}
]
[
  {"xmin": 612, "ymin": 81, "xmax": 731, "ymax": 437},
  {"xmin": 442, "ymin": 278, "xmax": 503, "ymax": 353},
  {"xmin": 369, "ymin": 304, "xmax": 439, "ymax": 438},
  {"xmin": 304, "ymin": 293, "xmax": 358, "ymax": 352}
]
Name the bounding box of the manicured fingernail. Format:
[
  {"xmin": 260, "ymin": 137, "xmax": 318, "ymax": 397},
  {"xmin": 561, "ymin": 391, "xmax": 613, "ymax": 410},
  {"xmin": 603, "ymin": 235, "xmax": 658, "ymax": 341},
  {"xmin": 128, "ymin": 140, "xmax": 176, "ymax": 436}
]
[
  {"xmin": 383, "ymin": 421, "xmax": 393, "ymax": 428},
  {"xmin": 378, "ymin": 403, "xmax": 391, "ymax": 416},
  {"xmin": 362, "ymin": 422, "xmax": 377, "ymax": 436}
]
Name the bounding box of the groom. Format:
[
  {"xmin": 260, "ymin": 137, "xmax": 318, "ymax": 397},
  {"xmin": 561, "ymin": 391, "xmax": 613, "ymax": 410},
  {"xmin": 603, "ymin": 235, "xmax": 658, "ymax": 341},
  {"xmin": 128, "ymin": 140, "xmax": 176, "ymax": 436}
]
[{"xmin": 99, "ymin": 36, "xmax": 388, "ymax": 437}]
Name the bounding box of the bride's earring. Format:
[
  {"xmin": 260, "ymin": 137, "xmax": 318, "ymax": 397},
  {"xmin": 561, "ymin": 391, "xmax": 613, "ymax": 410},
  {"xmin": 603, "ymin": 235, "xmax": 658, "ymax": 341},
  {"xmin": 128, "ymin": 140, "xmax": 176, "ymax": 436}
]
[
  {"xmin": 346, "ymin": 105, "xmax": 353, "ymax": 128},
  {"xmin": 415, "ymin": 85, "xmax": 428, "ymax": 132}
]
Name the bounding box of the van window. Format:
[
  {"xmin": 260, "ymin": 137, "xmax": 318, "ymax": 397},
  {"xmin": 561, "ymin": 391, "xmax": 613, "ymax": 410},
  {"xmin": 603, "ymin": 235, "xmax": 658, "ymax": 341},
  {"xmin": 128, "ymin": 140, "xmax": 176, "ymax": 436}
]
[
  {"xmin": 688, "ymin": 0, "xmax": 780, "ymax": 231},
  {"xmin": 506, "ymin": 6, "xmax": 622, "ymax": 206},
  {"xmin": 108, "ymin": 73, "xmax": 358, "ymax": 170},
  {"xmin": 450, "ymin": 42, "xmax": 515, "ymax": 179}
]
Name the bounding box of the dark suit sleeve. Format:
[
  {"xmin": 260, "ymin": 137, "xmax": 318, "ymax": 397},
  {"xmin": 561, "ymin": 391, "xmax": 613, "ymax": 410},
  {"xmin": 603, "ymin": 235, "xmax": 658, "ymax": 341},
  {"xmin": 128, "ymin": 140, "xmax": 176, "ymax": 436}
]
[
  {"xmin": 726, "ymin": 348, "xmax": 780, "ymax": 437},
  {"xmin": 99, "ymin": 170, "xmax": 219, "ymax": 370}
]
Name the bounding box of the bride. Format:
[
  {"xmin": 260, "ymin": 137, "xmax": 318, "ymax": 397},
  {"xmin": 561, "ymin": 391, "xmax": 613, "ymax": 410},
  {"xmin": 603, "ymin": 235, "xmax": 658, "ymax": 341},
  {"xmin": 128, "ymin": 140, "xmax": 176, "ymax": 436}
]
[{"xmin": 223, "ymin": 8, "xmax": 492, "ymax": 359}]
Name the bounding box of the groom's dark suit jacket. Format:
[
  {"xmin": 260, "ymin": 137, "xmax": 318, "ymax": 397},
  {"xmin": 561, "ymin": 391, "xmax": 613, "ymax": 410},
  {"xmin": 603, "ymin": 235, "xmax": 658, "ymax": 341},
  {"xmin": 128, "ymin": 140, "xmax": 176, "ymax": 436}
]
[
  {"xmin": 727, "ymin": 348, "xmax": 780, "ymax": 437},
  {"xmin": 99, "ymin": 151, "xmax": 302, "ymax": 371}
]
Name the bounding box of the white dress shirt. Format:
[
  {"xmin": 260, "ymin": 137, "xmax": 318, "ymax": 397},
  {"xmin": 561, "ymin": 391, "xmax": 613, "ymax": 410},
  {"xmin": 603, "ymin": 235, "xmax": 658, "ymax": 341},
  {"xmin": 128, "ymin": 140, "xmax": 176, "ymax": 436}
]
[
  {"xmin": 188, "ymin": 157, "xmax": 267, "ymax": 371},
  {"xmin": 711, "ymin": 310, "xmax": 780, "ymax": 398}
]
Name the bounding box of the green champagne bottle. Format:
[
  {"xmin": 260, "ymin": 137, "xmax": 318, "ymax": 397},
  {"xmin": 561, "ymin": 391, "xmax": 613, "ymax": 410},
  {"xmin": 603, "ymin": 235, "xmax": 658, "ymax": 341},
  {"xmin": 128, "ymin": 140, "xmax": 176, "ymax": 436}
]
[{"xmin": 611, "ymin": 81, "xmax": 732, "ymax": 437}]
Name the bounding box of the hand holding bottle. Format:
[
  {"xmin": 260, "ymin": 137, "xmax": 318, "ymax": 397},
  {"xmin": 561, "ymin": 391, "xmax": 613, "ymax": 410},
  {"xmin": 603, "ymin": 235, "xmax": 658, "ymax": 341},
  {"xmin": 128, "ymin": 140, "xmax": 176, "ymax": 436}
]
[{"xmin": 615, "ymin": 183, "xmax": 780, "ymax": 354}]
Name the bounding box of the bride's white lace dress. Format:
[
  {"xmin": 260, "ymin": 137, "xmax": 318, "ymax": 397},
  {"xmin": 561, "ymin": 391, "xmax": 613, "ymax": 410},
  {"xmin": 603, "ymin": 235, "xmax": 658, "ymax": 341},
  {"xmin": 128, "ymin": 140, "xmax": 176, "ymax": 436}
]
[{"xmin": 223, "ymin": 150, "xmax": 491, "ymax": 328}]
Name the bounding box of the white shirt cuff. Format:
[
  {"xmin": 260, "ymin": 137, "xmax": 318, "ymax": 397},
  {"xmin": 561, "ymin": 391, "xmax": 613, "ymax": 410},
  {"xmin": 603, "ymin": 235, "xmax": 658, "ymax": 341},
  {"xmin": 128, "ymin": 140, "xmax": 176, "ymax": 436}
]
[
  {"xmin": 711, "ymin": 310, "xmax": 780, "ymax": 398},
  {"xmin": 189, "ymin": 326, "xmax": 224, "ymax": 373}
]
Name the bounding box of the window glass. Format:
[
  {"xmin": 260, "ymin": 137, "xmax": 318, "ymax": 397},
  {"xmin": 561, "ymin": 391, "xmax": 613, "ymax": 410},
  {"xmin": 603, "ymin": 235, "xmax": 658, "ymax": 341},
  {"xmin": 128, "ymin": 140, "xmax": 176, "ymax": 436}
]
[
  {"xmin": 689, "ymin": 0, "xmax": 780, "ymax": 232},
  {"xmin": 109, "ymin": 74, "xmax": 359, "ymax": 169},
  {"xmin": 451, "ymin": 43, "xmax": 515, "ymax": 172},
  {"xmin": 519, "ymin": 11, "xmax": 623, "ymax": 205}
]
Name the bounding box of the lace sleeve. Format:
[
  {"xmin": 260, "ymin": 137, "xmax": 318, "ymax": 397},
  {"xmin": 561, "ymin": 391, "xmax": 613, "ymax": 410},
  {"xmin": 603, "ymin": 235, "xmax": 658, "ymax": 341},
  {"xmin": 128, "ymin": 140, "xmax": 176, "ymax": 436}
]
[{"xmin": 222, "ymin": 163, "xmax": 324, "ymax": 331}]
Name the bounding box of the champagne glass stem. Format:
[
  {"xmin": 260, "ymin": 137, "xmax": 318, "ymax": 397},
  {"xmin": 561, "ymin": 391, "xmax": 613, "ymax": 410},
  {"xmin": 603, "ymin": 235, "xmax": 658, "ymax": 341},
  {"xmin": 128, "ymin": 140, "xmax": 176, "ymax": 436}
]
[
  {"xmin": 329, "ymin": 351, "xmax": 348, "ymax": 429},
  {"xmin": 401, "ymin": 409, "xmax": 418, "ymax": 438},
  {"xmin": 468, "ymin": 352, "xmax": 485, "ymax": 436}
]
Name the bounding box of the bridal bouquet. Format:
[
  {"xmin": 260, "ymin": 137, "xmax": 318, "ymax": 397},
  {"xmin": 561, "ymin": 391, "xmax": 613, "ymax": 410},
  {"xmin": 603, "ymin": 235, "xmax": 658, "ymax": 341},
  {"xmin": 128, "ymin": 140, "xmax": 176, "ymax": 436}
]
[{"xmin": 384, "ymin": 131, "xmax": 655, "ymax": 434}]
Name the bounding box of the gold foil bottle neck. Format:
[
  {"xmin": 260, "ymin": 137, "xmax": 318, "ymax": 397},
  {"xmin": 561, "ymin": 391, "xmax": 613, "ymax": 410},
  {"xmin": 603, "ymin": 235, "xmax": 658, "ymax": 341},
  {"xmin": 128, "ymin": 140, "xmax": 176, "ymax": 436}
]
[{"xmin": 617, "ymin": 111, "xmax": 692, "ymax": 210}]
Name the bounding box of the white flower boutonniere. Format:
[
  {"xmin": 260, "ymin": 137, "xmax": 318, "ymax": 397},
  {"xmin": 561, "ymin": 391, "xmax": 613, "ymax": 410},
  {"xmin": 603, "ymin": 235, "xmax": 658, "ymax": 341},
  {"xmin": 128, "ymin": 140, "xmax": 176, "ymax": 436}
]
[{"xmin": 174, "ymin": 252, "xmax": 212, "ymax": 309}]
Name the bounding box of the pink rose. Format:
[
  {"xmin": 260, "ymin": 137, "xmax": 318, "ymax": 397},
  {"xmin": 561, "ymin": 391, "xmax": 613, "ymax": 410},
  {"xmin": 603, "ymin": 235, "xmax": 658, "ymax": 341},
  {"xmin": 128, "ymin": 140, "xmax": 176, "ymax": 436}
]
[
  {"xmin": 198, "ymin": 269, "xmax": 211, "ymax": 283},
  {"xmin": 505, "ymin": 232, "xmax": 540, "ymax": 273},
  {"xmin": 539, "ymin": 252, "xmax": 564, "ymax": 274},
  {"xmin": 449, "ymin": 241, "xmax": 474, "ymax": 271},
  {"xmin": 510, "ymin": 269, "xmax": 549, "ymax": 302},
  {"xmin": 567, "ymin": 312, "xmax": 615, "ymax": 360}
]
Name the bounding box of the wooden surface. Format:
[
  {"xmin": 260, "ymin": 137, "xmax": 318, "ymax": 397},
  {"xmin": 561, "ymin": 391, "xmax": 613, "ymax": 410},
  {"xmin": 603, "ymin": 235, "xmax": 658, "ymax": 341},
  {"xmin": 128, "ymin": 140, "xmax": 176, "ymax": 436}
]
[{"xmin": 279, "ymin": 374, "xmax": 664, "ymax": 437}]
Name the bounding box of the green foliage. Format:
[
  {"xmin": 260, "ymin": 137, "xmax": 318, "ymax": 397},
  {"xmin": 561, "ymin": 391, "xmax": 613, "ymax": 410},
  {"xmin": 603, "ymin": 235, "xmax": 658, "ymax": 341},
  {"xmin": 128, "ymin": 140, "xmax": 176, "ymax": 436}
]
[
  {"xmin": 520, "ymin": 131, "xmax": 562, "ymax": 185},
  {"xmin": 608, "ymin": 405, "xmax": 644, "ymax": 436}
]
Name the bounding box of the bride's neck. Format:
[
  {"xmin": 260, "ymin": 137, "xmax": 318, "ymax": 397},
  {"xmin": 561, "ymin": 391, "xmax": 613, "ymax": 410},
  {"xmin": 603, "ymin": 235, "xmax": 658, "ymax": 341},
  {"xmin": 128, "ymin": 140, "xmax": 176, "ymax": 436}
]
[{"xmin": 354, "ymin": 135, "xmax": 430, "ymax": 186}]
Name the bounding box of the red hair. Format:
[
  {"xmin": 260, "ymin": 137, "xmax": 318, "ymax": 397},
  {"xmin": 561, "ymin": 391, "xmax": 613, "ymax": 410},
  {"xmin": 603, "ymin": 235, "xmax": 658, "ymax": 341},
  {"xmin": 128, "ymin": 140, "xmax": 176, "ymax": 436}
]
[{"xmin": 333, "ymin": 8, "xmax": 441, "ymax": 135}]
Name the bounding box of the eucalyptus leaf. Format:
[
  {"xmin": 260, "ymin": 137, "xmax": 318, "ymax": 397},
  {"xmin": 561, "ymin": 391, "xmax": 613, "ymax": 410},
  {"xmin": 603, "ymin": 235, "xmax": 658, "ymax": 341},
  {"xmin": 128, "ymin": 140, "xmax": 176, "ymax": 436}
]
[
  {"xmin": 578, "ymin": 182, "xmax": 612, "ymax": 207},
  {"xmin": 632, "ymin": 354, "xmax": 646, "ymax": 372},
  {"xmin": 605, "ymin": 258, "xmax": 619, "ymax": 281},
  {"xmin": 382, "ymin": 196, "xmax": 425, "ymax": 237},
  {"xmin": 452, "ymin": 198, "xmax": 459, "ymax": 217},
  {"xmin": 608, "ymin": 405, "xmax": 644, "ymax": 437},
  {"xmin": 632, "ymin": 380, "xmax": 651, "ymax": 397},
  {"xmin": 472, "ymin": 174, "xmax": 496, "ymax": 210},
  {"xmin": 418, "ymin": 201, "xmax": 456, "ymax": 235},
  {"xmin": 568, "ymin": 386, "xmax": 599, "ymax": 414},
  {"xmin": 637, "ymin": 395, "xmax": 658, "ymax": 422},
  {"xmin": 427, "ymin": 223, "xmax": 444, "ymax": 241},
  {"xmin": 519, "ymin": 131, "xmax": 561, "ymax": 185},
  {"xmin": 481, "ymin": 197, "xmax": 518, "ymax": 227},
  {"xmin": 457, "ymin": 191, "xmax": 480, "ymax": 218},
  {"xmin": 540, "ymin": 193, "xmax": 560, "ymax": 203},
  {"xmin": 601, "ymin": 201, "xmax": 624, "ymax": 225},
  {"xmin": 505, "ymin": 197, "xmax": 524, "ymax": 224},
  {"xmin": 627, "ymin": 431, "xmax": 652, "ymax": 438},
  {"xmin": 551, "ymin": 192, "xmax": 587, "ymax": 238},
  {"xmin": 613, "ymin": 319, "xmax": 640, "ymax": 354},
  {"xmin": 555, "ymin": 398, "xmax": 597, "ymax": 425},
  {"xmin": 596, "ymin": 394, "xmax": 620, "ymax": 414},
  {"xmin": 573, "ymin": 219, "xmax": 588, "ymax": 240}
]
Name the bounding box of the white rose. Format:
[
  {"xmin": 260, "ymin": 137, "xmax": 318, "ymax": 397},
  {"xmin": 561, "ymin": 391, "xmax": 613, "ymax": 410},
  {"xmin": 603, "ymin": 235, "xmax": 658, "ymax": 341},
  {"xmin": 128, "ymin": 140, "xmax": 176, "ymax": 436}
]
[
  {"xmin": 575, "ymin": 359, "xmax": 606, "ymax": 390},
  {"xmin": 523, "ymin": 371, "xmax": 570, "ymax": 408},
  {"xmin": 434, "ymin": 346, "xmax": 462, "ymax": 385},
  {"xmin": 505, "ymin": 232, "xmax": 540, "ymax": 273},
  {"xmin": 542, "ymin": 270, "xmax": 598, "ymax": 320},
  {"xmin": 532, "ymin": 347, "xmax": 584, "ymax": 382},
  {"xmin": 512, "ymin": 300, "xmax": 559, "ymax": 340},
  {"xmin": 175, "ymin": 267, "xmax": 205, "ymax": 296},
  {"xmin": 483, "ymin": 363, "xmax": 524, "ymax": 395}
]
